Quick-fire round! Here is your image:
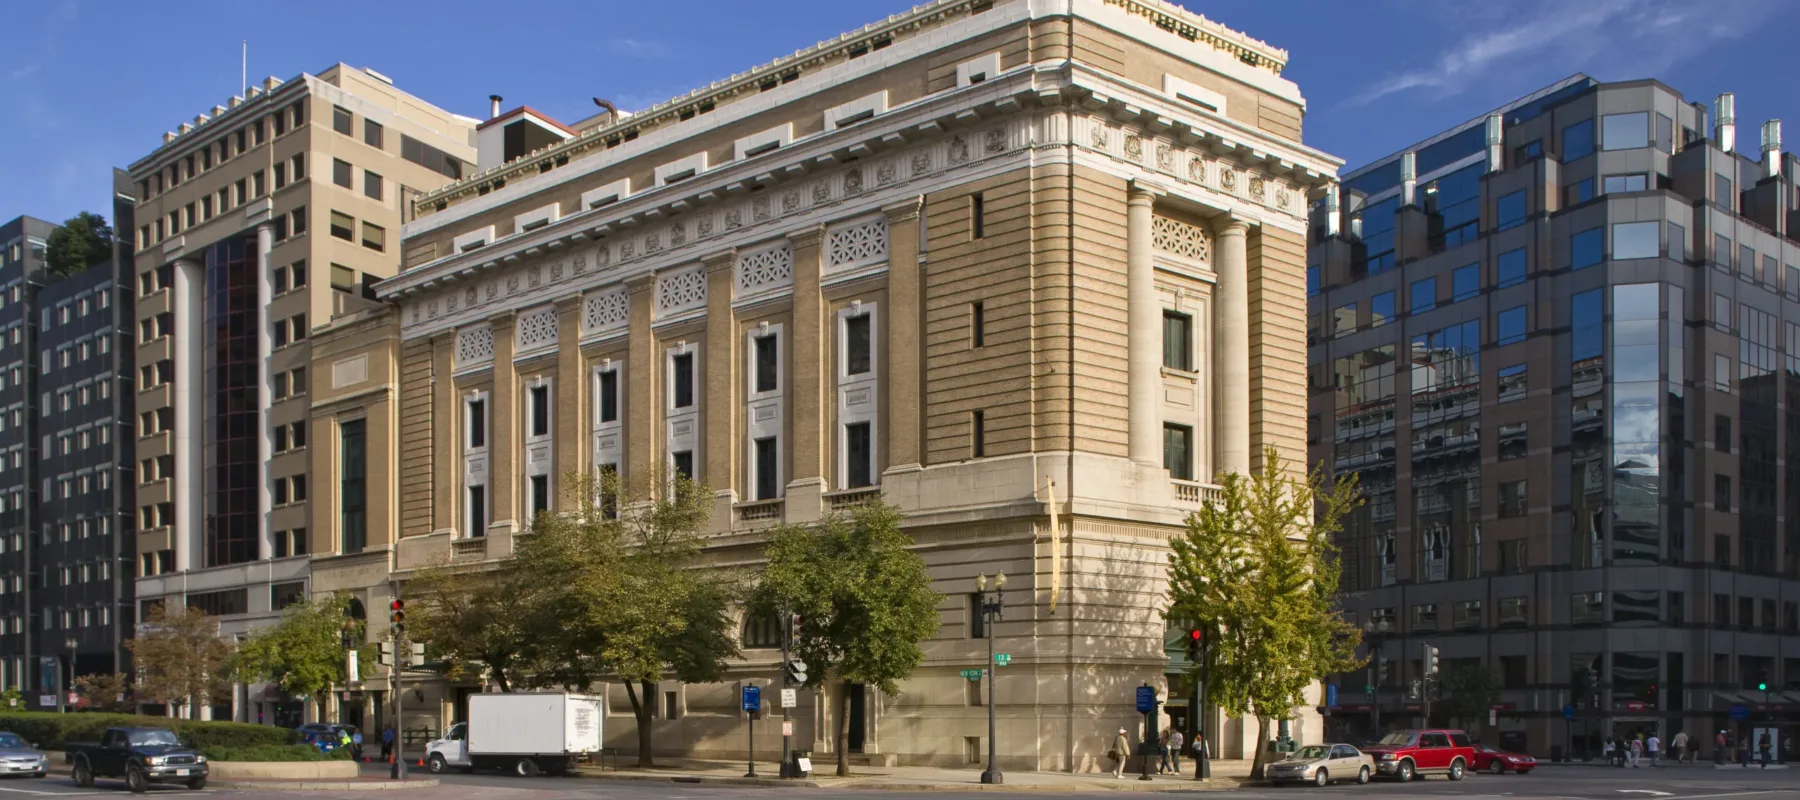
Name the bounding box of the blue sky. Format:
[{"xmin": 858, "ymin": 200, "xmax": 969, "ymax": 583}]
[{"xmin": 2, "ymin": 0, "xmax": 1793, "ymax": 225}]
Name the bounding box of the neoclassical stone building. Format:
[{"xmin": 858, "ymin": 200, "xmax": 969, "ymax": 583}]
[{"xmin": 319, "ymin": 0, "xmax": 1339, "ymax": 769}]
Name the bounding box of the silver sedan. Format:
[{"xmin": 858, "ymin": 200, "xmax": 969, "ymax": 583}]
[
  {"xmin": 1265, "ymin": 743, "xmax": 1375, "ymax": 787},
  {"xmin": 0, "ymin": 732, "xmax": 47, "ymax": 778}
]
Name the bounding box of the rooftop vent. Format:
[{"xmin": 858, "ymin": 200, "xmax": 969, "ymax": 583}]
[
  {"xmin": 1764, "ymin": 120, "xmax": 1783, "ymax": 180},
  {"xmin": 1714, "ymin": 93, "xmax": 1736, "ymax": 154}
]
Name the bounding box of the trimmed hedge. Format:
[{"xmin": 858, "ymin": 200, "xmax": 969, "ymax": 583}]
[
  {"xmin": 0, "ymin": 712, "xmax": 299, "ymax": 750},
  {"xmin": 199, "ymin": 744, "xmax": 350, "ymax": 762}
]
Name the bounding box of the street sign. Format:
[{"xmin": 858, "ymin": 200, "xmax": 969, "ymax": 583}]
[
  {"xmin": 994, "ymin": 653, "xmax": 1011, "ymax": 666},
  {"xmin": 1487, "ymin": 709, "xmax": 1497, "ymax": 726},
  {"xmin": 960, "ymin": 668, "xmax": 984, "ymax": 680},
  {"xmin": 780, "ymin": 688, "xmax": 797, "ymax": 708},
  {"xmin": 1326, "ymin": 684, "xmax": 1338, "ymax": 707},
  {"xmin": 1136, "ymin": 686, "xmax": 1157, "ymax": 713},
  {"xmin": 1731, "ymin": 704, "xmax": 1750, "ymax": 721},
  {"xmin": 782, "ymin": 720, "xmax": 793, "ymax": 737},
  {"xmin": 1563, "ymin": 705, "xmax": 1575, "ymax": 720},
  {"xmin": 742, "ymin": 685, "xmax": 761, "ymax": 712},
  {"xmin": 1364, "ymin": 683, "xmax": 1375, "ymax": 694}
]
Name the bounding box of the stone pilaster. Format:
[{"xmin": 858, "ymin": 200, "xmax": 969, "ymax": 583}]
[
  {"xmin": 554, "ymin": 295, "xmax": 585, "ymax": 498},
  {"xmin": 488, "ymin": 312, "xmax": 519, "ymax": 535},
  {"xmin": 1214, "ymin": 218, "xmax": 1251, "ymax": 476},
  {"xmin": 882, "ymin": 198, "xmax": 924, "ymax": 475},
  {"xmin": 625, "ymin": 276, "xmax": 657, "ymax": 498},
  {"xmin": 430, "ymin": 333, "xmax": 456, "ymax": 534},
  {"xmin": 786, "ymin": 224, "xmax": 827, "ymax": 523},
  {"xmin": 703, "ymin": 249, "xmax": 739, "ymax": 532},
  {"xmin": 254, "ymin": 222, "xmax": 275, "ymax": 560},
  {"xmin": 1125, "ymin": 182, "xmax": 1161, "ymax": 467}
]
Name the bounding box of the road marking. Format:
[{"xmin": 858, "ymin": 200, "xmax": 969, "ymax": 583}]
[{"xmin": 1618, "ymin": 792, "xmax": 1674, "ymax": 797}]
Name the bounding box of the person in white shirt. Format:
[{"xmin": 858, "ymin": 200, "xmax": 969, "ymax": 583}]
[{"xmin": 1646, "ymin": 734, "xmax": 1660, "ymax": 767}]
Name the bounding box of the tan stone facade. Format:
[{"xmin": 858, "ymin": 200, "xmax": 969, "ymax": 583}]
[{"xmin": 311, "ymin": 0, "xmax": 1340, "ymax": 768}]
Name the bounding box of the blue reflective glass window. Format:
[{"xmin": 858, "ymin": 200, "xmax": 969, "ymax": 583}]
[
  {"xmin": 1306, "ymin": 265, "xmax": 1320, "ymax": 297},
  {"xmin": 1571, "ymin": 227, "xmax": 1604, "ymax": 270},
  {"xmin": 1497, "ymin": 306, "xmax": 1527, "ymax": 345},
  {"xmin": 1370, "ymin": 291, "xmax": 1395, "ymax": 327},
  {"xmin": 1356, "ymin": 197, "xmax": 1399, "ymax": 275},
  {"xmin": 1565, "ymin": 178, "xmax": 1596, "ymax": 206},
  {"xmin": 1601, "ymin": 113, "xmax": 1649, "ymax": 150},
  {"xmin": 1429, "ymin": 163, "xmax": 1483, "ymax": 248},
  {"xmin": 1515, "ymin": 140, "xmax": 1543, "ymax": 163},
  {"xmin": 1572, "ymin": 289, "xmax": 1603, "ymax": 361},
  {"xmin": 1495, "ymin": 190, "xmax": 1526, "ymax": 231},
  {"xmin": 1497, "ymin": 248, "xmax": 1527, "ymax": 288},
  {"xmin": 1563, "ymin": 119, "xmax": 1595, "ymax": 161},
  {"xmin": 1411, "ymin": 276, "xmax": 1437, "ymax": 314},
  {"xmin": 1452, "ymin": 264, "xmax": 1479, "ymax": 302}
]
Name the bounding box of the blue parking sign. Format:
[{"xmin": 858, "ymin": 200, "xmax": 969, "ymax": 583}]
[
  {"xmin": 1563, "ymin": 705, "xmax": 1575, "ymax": 720},
  {"xmin": 1731, "ymin": 704, "xmax": 1749, "ymax": 721},
  {"xmin": 743, "ymin": 685, "xmax": 761, "ymax": 712},
  {"xmin": 1136, "ymin": 686, "xmax": 1157, "ymax": 713},
  {"xmin": 1326, "ymin": 684, "xmax": 1338, "ymax": 707}
]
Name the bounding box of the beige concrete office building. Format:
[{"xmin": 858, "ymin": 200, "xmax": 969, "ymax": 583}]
[
  {"xmin": 339, "ymin": 0, "xmax": 1339, "ymax": 769},
  {"xmin": 126, "ymin": 64, "xmax": 475, "ymax": 723}
]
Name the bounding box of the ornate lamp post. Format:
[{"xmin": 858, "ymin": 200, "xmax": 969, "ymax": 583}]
[
  {"xmin": 1361, "ymin": 619, "xmax": 1392, "ymax": 738},
  {"xmin": 61, "ymin": 637, "xmax": 77, "ymax": 713},
  {"xmin": 975, "ymin": 572, "xmax": 1005, "ymax": 785}
]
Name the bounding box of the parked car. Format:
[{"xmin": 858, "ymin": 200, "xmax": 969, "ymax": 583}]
[
  {"xmin": 0, "ymin": 732, "xmax": 46, "ymax": 778},
  {"xmin": 296, "ymin": 723, "xmax": 356, "ymax": 742},
  {"xmin": 1265, "ymin": 743, "xmax": 1375, "ymax": 786},
  {"xmin": 1472, "ymin": 744, "xmax": 1537, "ymax": 774},
  {"xmin": 65, "ymin": 728, "xmax": 208, "ymax": 793},
  {"xmin": 1361, "ymin": 729, "xmax": 1474, "ymax": 782}
]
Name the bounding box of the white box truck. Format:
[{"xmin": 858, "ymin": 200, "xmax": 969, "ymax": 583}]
[{"xmin": 425, "ymin": 692, "xmax": 604, "ymax": 777}]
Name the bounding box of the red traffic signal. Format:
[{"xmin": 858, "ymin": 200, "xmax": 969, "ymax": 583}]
[
  {"xmin": 1189, "ymin": 629, "xmax": 1204, "ymax": 644},
  {"xmin": 389, "ymin": 599, "xmax": 405, "ymax": 626}
]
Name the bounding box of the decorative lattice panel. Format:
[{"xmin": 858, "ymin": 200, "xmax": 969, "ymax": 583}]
[
  {"xmin": 1152, "ymin": 216, "xmax": 1210, "ymax": 263},
  {"xmin": 455, "ymin": 325, "xmax": 494, "ymax": 368},
  {"xmin": 656, "ymin": 265, "xmax": 707, "ymax": 315},
  {"xmin": 515, "ymin": 306, "xmax": 560, "ymax": 353},
  {"xmin": 827, "ymin": 216, "xmax": 888, "ymax": 270},
  {"xmin": 737, "ymin": 244, "xmax": 794, "ymax": 295},
  {"xmin": 583, "ymin": 287, "xmax": 629, "ymax": 334}
]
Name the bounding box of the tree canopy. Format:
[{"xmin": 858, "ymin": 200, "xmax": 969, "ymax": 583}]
[
  {"xmin": 44, "ymin": 212, "xmax": 112, "ymax": 278},
  {"xmin": 1165, "ymin": 447, "xmax": 1364, "ymax": 779},
  {"xmin": 127, "ymin": 603, "xmax": 233, "ymax": 715},
  {"xmin": 230, "ymin": 592, "xmax": 373, "ymax": 711},
  {"xmin": 1434, "ymin": 662, "xmax": 1502, "ymax": 729},
  {"xmin": 755, "ymin": 500, "xmax": 942, "ymax": 776}
]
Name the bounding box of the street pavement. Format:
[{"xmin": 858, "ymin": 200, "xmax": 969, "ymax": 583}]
[{"xmin": 0, "ymin": 760, "xmax": 1792, "ymax": 799}]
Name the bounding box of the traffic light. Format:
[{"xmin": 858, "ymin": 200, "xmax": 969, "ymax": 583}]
[
  {"xmin": 390, "ymin": 599, "xmax": 405, "ymax": 636},
  {"xmin": 1187, "ymin": 629, "xmax": 1204, "ymax": 662},
  {"xmin": 1422, "ymin": 644, "xmax": 1439, "ymax": 678},
  {"xmin": 1377, "ymin": 659, "xmax": 1390, "ymax": 683},
  {"xmin": 784, "ymin": 658, "xmax": 808, "ymax": 686}
]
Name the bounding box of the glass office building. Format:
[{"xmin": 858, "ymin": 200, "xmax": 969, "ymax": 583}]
[{"xmin": 1309, "ymin": 74, "xmax": 1800, "ymax": 756}]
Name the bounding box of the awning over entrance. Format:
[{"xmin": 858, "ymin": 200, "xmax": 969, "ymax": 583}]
[{"xmin": 1713, "ymin": 691, "xmax": 1748, "ymax": 706}]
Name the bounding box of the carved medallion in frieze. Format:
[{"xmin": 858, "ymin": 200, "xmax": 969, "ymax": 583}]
[
  {"xmin": 1156, "ymin": 144, "xmax": 1173, "ymax": 172},
  {"xmin": 813, "ymin": 182, "xmax": 830, "ymax": 204},
  {"xmin": 1124, "ymin": 135, "xmax": 1143, "ymax": 160},
  {"xmin": 911, "ymin": 152, "xmax": 931, "ymax": 175},
  {"xmin": 985, "ymin": 128, "xmax": 1006, "ymax": 153},
  {"xmin": 726, "ymin": 207, "xmax": 744, "ymax": 230},
  {"xmin": 948, "ymin": 134, "xmax": 970, "ymax": 165},
  {"xmin": 877, "ymin": 160, "xmax": 897, "ymax": 186},
  {"xmin": 781, "ymin": 190, "xmax": 800, "ymax": 213},
  {"xmin": 844, "ymin": 169, "xmax": 863, "ymax": 195}
]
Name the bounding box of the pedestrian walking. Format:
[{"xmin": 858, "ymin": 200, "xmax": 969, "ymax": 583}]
[
  {"xmin": 381, "ymin": 725, "xmax": 395, "ymax": 761},
  {"xmin": 351, "ymin": 730, "xmax": 364, "ymax": 761},
  {"xmin": 1110, "ymin": 727, "xmax": 1131, "ymax": 778},
  {"xmin": 1737, "ymin": 735, "xmax": 1751, "ymax": 767},
  {"xmin": 1646, "ymin": 733, "xmax": 1659, "ymax": 767},
  {"xmin": 1628, "ymin": 736, "xmax": 1642, "ymax": 768},
  {"xmin": 1604, "ymin": 738, "xmax": 1616, "ymax": 766},
  {"xmin": 1716, "ymin": 730, "xmax": 1728, "ymax": 765},
  {"xmin": 1167, "ymin": 729, "xmax": 1183, "ymax": 775},
  {"xmin": 1157, "ymin": 728, "xmax": 1170, "ymax": 774},
  {"xmin": 1758, "ymin": 731, "xmax": 1772, "ymax": 768},
  {"xmin": 1671, "ymin": 730, "xmax": 1689, "ymax": 764}
]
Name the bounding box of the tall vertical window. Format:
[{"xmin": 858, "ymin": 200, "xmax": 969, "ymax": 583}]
[
  {"xmin": 1571, "ymin": 227, "xmax": 1604, "ymax": 270},
  {"xmin": 598, "ymin": 371, "xmax": 618, "ymax": 424},
  {"xmin": 1562, "ymin": 118, "xmax": 1595, "ymax": 161},
  {"xmin": 339, "ymin": 420, "xmax": 367, "ymax": 555},
  {"xmin": 970, "ymin": 301, "xmax": 985, "ymax": 347},
  {"xmin": 529, "ymin": 385, "xmax": 550, "ymax": 437},
  {"xmin": 1163, "ymin": 424, "xmax": 1193, "ymax": 481},
  {"xmin": 333, "ymin": 159, "xmax": 352, "ymax": 188},
  {"xmin": 672, "ymin": 451, "xmax": 695, "ymax": 480},
  {"xmin": 530, "ymin": 475, "xmax": 550, "ymax": 518},
  {"xmin": 1162, "ymin": 311, "xmax": 1192, "ymax": 370},
  {"xmin": 364, "ymin": 119, "xmax": 384, "ymax": 149},
  {"xmin": 970, "ymin": 411, "xmax": 986, "ymax": 458},
  {"xmin": 844, "ymin": 315, "xmax": 871, "ymax": 375},
  {"xmin": 672, "ymin": 353, "xmax": 695, "ymax": 408},
  {"xmin": 845, "ymin": 422, "xmax": 873, "ymax": 489},
  {"xmin": 333, "ymin": 106, "xmax": 353, "ymax": 135},
  {"xmin": 466, "ymin": 398, "xmax": 486, "ymax": 448},
  {"xmin": 754, "ymin": 335, "xmax": 779, "ymax": 393},
  {"xmin": 754, "ymin": 437, "xmax": 779, "ymax": 500},
  {"xmin": 467, "ymin": 486, "xmax": 486, "ymax": 538},
  {"xmin": 970, "ymin": 192, "xmax": 985, "ymax": 239}
]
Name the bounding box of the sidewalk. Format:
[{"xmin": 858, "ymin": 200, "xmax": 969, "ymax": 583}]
[
  {"xmin": 563, "ymin": 757, "xmax": 1259, "ymax": 792},
  {"xmin": 1544, "ymin": 757, "xmax": 1790, "ymax": 769}
]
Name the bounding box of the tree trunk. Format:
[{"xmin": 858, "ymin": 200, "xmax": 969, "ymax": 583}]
[
  {"xmin": 1250, "ymin": 716, "xmax": 1270, "ymax": 780},
  {"xmin": 836, "ymin": 680, "xmax": 851, "ymax": 777},
  {"xmin": 624, "ymin": 679, "xmax": 656, "ymax": 767}
]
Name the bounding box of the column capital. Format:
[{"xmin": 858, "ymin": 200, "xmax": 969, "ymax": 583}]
[
  {"xmin": 554, "ymin": 293, "xmax": 582, "ymax": 314},
  {"xmin": 1128, "ymin": 178, "xmax": 1169, "ymax": 203},
  {"xmin": 1215, "ymin": 215, "xmax": 1253, "ymax": 236},
  {"xmin": 487, "ymin": 309, "xmax": 518, "ymax": 331},
  {"xmin": 702, "ymin": 248, "xmax": 738, "ymax": 273},
  {"xmin": 787, "ymin": 223, "xmax": 828, "ymax": 250},
  {"xmin": 626, "ymin": 274, "xmax": 655, "ymax": 295},
  {"xmin": 882, "ymin": 196, "xmax": 924, "ymax": 224}
]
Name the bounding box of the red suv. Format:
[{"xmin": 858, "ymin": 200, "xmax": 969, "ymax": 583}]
[{"xmin": 1362, "ymin": 729, "xmax": 1474, "ymax": 781}]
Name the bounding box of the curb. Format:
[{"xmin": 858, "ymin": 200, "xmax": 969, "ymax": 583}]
[
  {"xmin": 213, "ymin": 778, "xmax": 439, "ymax": 790},
  {"xmin": 567, "ymin": 769, "xmax": 1245, "ymax": 792},
  {"xmin": 573, "ymin": 772, "xmax": 823, "ymax": 788}
]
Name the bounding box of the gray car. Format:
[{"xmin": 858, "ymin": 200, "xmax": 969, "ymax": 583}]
[
  {"xmin": 0, "ymin": 732, "xmax": 47, "ymax": 778},
  {"xmin": 1266, "ymin": 743, "xmax": 1375, "ymax": 786}
]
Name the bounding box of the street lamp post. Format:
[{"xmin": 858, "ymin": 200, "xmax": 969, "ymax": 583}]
[
  {"xmin": 975, "ymin": 572, "xmax": 1005, "ymax": 785},
  {"xmin": 1190, "ymin": 627, "xmax": 1211, "ymax": 780},
  {"xmin": 1361, "ymin": 620, "xmax": 1391, "ymax": 739},
  {"xmin": 61, "ymin": 637, "xmax": 77, "ymax": 713}
]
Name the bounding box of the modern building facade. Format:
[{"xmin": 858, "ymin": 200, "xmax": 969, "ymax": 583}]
[
  {"xmin": 0, "ymin": 172, "xmax": 139, "ymax": 711},
  {"xmin": 1308, "ymin": 75, "xmax": 1800, "ymax": 755},
  {"xmin": 126, "ymin": 64, "xmax": 475, "ymax": 722},
  {"xmin": 340, "ymin": 0, "xmax": 1338, "ymax": 769}
]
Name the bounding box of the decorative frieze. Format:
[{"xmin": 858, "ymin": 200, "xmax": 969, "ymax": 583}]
[
  {"xmin": 582, "ymin": 286, "xmax": 630, "ymax": 336},
  {"xmin": 514, "ymin": 306, "xmax": 560, "ymax": 357},
  {"xmin": 826, "ymin": 216, "xmax": 889, "ymax": 272},
  {"xmin": 656, "ymin": 264, "xmax": 708, "ymax": 318},
  {"xmin": 455, "ymin": 325, "xmax": 494, "ymax": 370},
  {"xmin": 736, "ymin": 243, "xmax": 794, "ymax": 298}
]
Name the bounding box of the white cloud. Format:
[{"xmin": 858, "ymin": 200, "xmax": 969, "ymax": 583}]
[
  {"xmin": 6, "ymin": 63, "xmax": 41, "ymax": 81},
  {"xmin": 1346, "ymin": 0, "xmax": 1775, "ymax": 107},
  {"xmin": 606, "ymin": 38, "xmax": 666, "ymax": 59}
]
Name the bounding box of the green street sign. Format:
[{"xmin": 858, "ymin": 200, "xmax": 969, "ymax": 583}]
[
  {"xmin": 1365, "ymin": 684, "xmax": 1375, "ymax": 694},
  {"xmin": 994, "ymin": 653, "xmax": 1012, "ymax": 666},
  {"xmin": 960, "ymin": 669, "xmax": 984, "ymax": 680}
]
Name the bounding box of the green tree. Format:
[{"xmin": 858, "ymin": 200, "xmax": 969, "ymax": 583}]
[
  {"xmin": 229, "ymin": 592, "xmax": 371, "ymax": 713},
  {"xmin": 44, "ymin": 211, "xmax": 113, "ymax": 277},
  {"xmin": 405, "ymin": 560, "xmax": 539, "ymax": 692},
  {"xmin": 1434, "ymin": 662, "xmax": 1502, "ymax": 729},
  {"xmin": 127, "ymin": 603, "xmax": 234, "ymax": 717},
  {"xmin": 755, "ymin": 500, "xmax": 942, "ymax": 777},
  {"xmin": 513, "ymin": 469, "xmax": 740, "ymax": 767},
  {"xmin": 73, "ymin": 672, "xmax": 134, "ymax": 713},
  {"xmin": 1165, "ymin": 447, "xmax": 1364, "ymax": 779}
]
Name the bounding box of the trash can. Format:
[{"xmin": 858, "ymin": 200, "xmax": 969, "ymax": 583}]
[{"xmin": 1550, "ymin": 745, "xmax": 1564, "ymax": 763}]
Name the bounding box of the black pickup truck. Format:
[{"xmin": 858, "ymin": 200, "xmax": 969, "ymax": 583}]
[{"xmin": 65, "ymin": 727, "xmax": 208, "ymax": 793}]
